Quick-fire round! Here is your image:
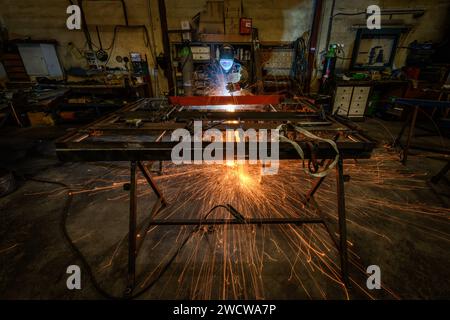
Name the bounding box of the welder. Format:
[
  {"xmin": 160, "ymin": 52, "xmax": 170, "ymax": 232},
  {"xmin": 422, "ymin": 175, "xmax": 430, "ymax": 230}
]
[{"xmin": 208, "ymin": 44, "xmax": 248, "ymax": 94}]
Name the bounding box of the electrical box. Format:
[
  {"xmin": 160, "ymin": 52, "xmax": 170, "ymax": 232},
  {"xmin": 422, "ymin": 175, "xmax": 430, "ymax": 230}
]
[
  {"xmin": 180, "ymin": 20, "xmax": 191, "ymax": 41},
  {"xmin": 240, "ymin": 18, "xmax": 252, "ymax": 35},
  {"xmin": 191, "ymin": 46, "xmax": 211, "ymax": 61},
  {"xmin": 130, "ymin": 52, "xmax": 144, "ymax": 75}
]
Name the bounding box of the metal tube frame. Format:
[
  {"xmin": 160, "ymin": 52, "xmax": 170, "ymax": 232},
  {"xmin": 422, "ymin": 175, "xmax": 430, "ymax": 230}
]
[
  {"xmin": 125, "ymin": 160, "xmax": 167, "ymax": 295},
  {"xmin": 124, "ymin": 157, "xmax": 350, "ymax": 294},
  {"xmin": 53, "ymin": 99, "xmax": 364, "ymax": 295}
]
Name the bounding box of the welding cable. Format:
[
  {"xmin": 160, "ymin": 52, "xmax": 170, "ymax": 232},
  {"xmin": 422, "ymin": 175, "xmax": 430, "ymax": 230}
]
[
  {"xmin": 277, "ymin": 123, "xmax": 340, "ymax": 178},
  {"xmin": 22, "ymin": 175, "xmax": 124, "ymax": 299},
  {"xmin": 19, "ymin": 175, "xmax": 135, "ymax": 299},
  {"xmin": 130, "ymin": 227, "xmax": 196, "ymax": 299},
  {"xmin": 203, "ymin": 204, "xmax": 246, "ymax": 222},
  {"xmin": 21, "ymin": 175, "xmax": 233, "ymax": 299},
  {"xmin": 21, "ymin": 174, "xmax": 247, "ymax": 299},
  {"xmin": 131, "ymin": 203, "xmax": 247, "ymax": 299},
  {"xmin": 29, "ymin": 176, "xmax": 165, "ymax": 300}
]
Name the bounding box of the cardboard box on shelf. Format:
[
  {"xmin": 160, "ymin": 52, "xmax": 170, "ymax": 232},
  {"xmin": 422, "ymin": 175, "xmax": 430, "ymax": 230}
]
[
  {"xmin": 225, "ymin": 18, "xmax": 240, "ymax": 34},
  {"xmin": 199, "ymin": 33, "xmax": 252, "ymax": 43},
  {"xmin": 181, "ymin": 20, "xmax": 190, "ymax": 30},
  {"xmin": 225, "ymin": 7, "xmax": 241, "ymax": 18},
  {"xmin": 180, "ymin": 20, "xmax": 191, "ymax": 41},
  {"xmin": 202, "ymin": 1, "xmax": 224, "ymax": 22},
  {"xmin": 224, "ymin": 0, "xmax": 241, "ymax": 10},
  {"xmin": 199, "ymin": 1, "xmax": 225, "ymax": 34},
  {"xmin": 199, "ymin": 21, "xmax": 225, "ymax": 34}
]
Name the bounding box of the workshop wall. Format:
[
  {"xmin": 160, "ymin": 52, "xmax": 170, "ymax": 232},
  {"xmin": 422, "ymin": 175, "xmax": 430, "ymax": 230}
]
[
  {"xmin": 1, "ymin": 0, "xmax": 449, "ymax": 94},
  {"xmin": 243, "ymin": 0, "xmax": 313, "ymax": 41},
  {"xmin": 317, "ymin": 0, "xmax": 450, "ymax": 70},
  {"xmin": 0, "ymin": 0, "xmax": 314, "ymax": 94},
  {"xmin": 309, "ymin": 0, "xmax": 450, "ymax": 91},
  {"xmin": 165, "ymin": 0, "xmax": 314, "ymax": 42},
  {"xmin": 0, "ymin": 0, "xmax": 167, "ymax": 93}
]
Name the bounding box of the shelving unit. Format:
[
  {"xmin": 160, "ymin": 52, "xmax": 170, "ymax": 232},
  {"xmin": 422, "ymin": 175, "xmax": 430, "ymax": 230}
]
[
  {"xmin": 170, "ymin": 41, "xmax": 253, "ymax": 96},
  {"xmin": 260, "ymin": 44, "xmax": 294, "ymax": 94}
]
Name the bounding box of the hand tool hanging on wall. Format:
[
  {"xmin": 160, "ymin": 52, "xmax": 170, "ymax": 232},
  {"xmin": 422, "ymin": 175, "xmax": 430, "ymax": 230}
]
[{"xmin": 95, "ymin": 26, "xmax": 108, "ymax": 62}]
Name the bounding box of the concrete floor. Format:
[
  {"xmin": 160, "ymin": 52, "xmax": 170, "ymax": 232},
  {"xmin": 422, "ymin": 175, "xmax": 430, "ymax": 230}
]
[{"xmin": 0, "ymin": 118, "xmax": 449, "ymax": 300}]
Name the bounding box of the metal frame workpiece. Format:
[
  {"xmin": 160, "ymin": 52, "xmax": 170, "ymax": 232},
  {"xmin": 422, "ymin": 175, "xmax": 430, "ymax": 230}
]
[{"xmin": 55, "ymin": 97, "xmax": 375, "ymax": 296}]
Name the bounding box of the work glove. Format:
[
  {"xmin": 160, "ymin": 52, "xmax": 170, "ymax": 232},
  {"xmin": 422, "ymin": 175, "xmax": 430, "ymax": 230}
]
[{"xmin": 226, "ymin": 82, "xmax": 241, "ymax": 93}]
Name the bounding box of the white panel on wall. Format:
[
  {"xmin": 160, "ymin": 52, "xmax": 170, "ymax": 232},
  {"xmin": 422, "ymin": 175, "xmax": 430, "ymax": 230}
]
[
  {"xmin": 40, "ymin": 43, "xmax": 64, "ymax": 78},
  {"xmin": 17, "ymin": 43, "xmax": 64, "ymax": 79},
  {"xmin": 17, "ymin": 44, "xmax": 48, "ymax": 76}
]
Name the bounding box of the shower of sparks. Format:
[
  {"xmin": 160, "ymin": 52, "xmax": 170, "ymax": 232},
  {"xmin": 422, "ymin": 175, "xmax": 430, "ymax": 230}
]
[{"xmin": 24, "ymin": 149, "xmax": 450, "ymax": 300}]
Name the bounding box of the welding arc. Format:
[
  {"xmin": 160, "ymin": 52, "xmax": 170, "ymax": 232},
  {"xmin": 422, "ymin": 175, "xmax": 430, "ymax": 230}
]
[{"xmin": 277, "ymin": 123, "xmax": 340, "ymax": 178}]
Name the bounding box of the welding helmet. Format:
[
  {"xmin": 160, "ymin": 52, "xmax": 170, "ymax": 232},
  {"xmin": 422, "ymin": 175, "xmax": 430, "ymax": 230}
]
[{"xmin": 219, "ymin": 44, "xmax": 235, "ymax": 72}]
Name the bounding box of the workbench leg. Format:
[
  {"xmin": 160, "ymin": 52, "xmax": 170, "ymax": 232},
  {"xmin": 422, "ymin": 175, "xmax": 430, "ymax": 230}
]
[
  {"xmin": 336, "ymin": 158, "xmax": 349, "ymax": 287},
  {"xmin": 138, "ymin": 161, "xmax": 167, "ymax": 206},
  {"xmin": 126, "ymin": 161, "xmax": 138, "ymax": 295},
  {"xmin": 8, "ymin": 102, "xmax": 23, "ymax": 127},
  {"xmin": 393, "ymin": 105, "xmax": 417, "ymax": 148},
  {"xmin": 431, "ymin": 160, "xmax": 450, "ymax": 184},
  {"xmin": 305, "ymin": 176, "xmax": 326, "ymax": 203},
  {"xmin": 402, "ymin": 105, "xmax": 419, "ymax": 165},
  {"xmin": 393, "ymin": 115, "xmax": 410, "ymax": 147},
  {"xmin": 305, "ymin": 158, "xmax": 335, "ymax": 203}
]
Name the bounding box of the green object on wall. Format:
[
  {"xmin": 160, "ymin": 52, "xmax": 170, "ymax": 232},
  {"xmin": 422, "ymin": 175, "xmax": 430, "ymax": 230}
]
[
  {"xmin": 367, "ymin": 92, "xmax": 380, "ymax": 116},
  {"xmin": 179, "ymin": 46, "xmax": 191, "ymax": 58},
  {"xmin": 351, "ymin": 73, "xmax": 367, "ymax": 80}
]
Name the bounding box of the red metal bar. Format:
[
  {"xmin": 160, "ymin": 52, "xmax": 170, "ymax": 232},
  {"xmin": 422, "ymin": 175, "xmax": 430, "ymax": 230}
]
[{"xmin": 168, "ymin": 95, "xmax": 283, "ymax": 106}]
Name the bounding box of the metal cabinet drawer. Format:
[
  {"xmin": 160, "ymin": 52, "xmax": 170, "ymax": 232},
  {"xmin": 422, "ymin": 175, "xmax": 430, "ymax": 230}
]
[
  {"xmin": 335, "ymin": 86, "xmax": 353, "ymax": 100},
  {"xmin": 333, "ymin": 86, "xmax": 352, "ymax": 115},
  {"xmin": 351, "ymin": 87, "xmax": 370, "ymax": 103},
  {"xmin": 333, "ymin": 101, "xmax": 350, "ymax": 116},
  {"xmin": 353, "ymin": 86, "xmax": 370, "ymax": 95},
  {"xmin": 334, "ymin": 85, "xmax": 371, "ymax": 117},
  {"xmin": 337, "ymin": 106, "xmax": 349, "ymax": 116},
  {"xmin": 349, "ymin": 99, "xmax": 366, "ymax": 116}
]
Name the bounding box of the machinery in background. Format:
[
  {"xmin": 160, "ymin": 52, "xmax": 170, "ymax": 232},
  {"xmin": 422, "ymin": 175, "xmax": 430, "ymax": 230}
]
[
  {"xmin": 85, "ymin": 50, "xmax": 100, "ymax": 70},
  {"xmin": 130, "ymin": 52, "xmax": 145, "ymax": 76},
  {"xmin": 172, "ymin": 42, "xmax": 252, "ymax": 96},
  {"xmin": 406, "ymin": 41, "xmax": 435, "ymax": 68},
  {"xmin": 319, "ymin": 44, "xmax": 338, "ymax": 94}
]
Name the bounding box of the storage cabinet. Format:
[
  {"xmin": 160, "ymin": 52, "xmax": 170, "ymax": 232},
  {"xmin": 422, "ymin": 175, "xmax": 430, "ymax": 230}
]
[{"xmin": 332, "ymin": 85, "xmax": 371, "ymax": 119}]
